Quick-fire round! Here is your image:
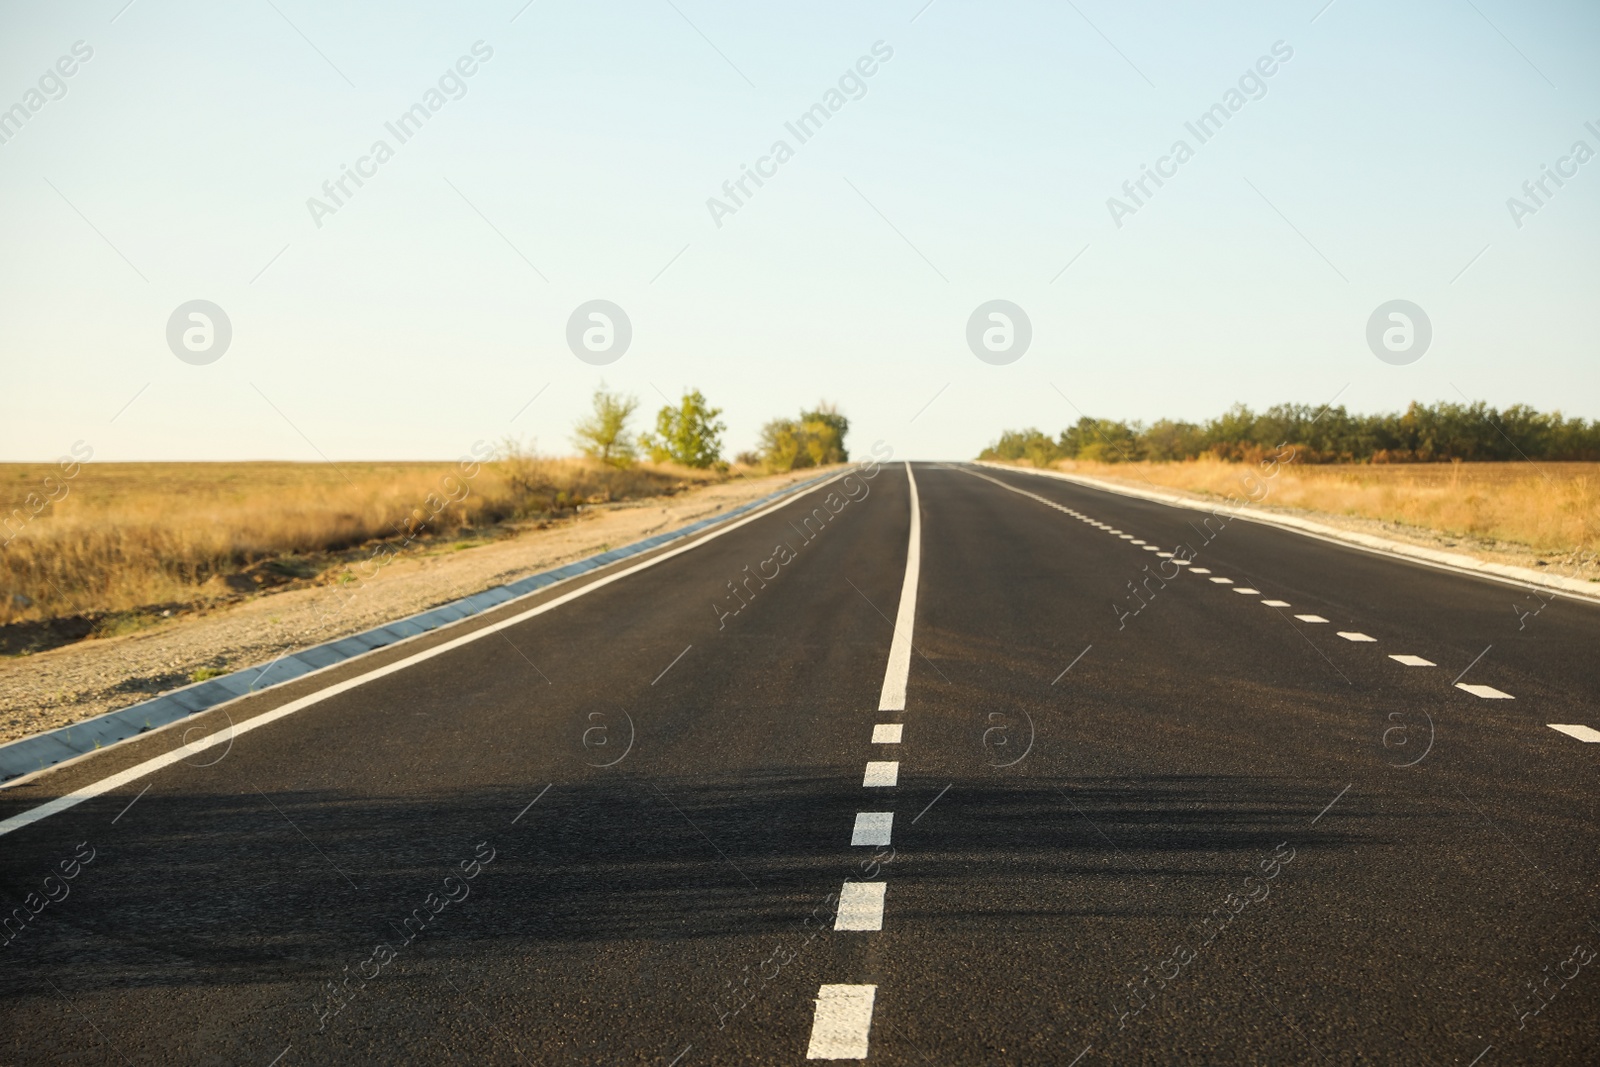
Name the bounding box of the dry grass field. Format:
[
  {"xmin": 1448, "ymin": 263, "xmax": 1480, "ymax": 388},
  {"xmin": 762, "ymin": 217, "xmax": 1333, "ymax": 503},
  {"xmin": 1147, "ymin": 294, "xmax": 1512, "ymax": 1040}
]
[
  {"xmin": 1048, "ymin": 459, "xmax": 1600, "ymax": 571},
  {"xmin": 0, "ymin": 450, "xmax": 730, "ymax": 633},
  {"xmin": 8, "ymin": 453, "xmax": 1595, "ymax": 650}
]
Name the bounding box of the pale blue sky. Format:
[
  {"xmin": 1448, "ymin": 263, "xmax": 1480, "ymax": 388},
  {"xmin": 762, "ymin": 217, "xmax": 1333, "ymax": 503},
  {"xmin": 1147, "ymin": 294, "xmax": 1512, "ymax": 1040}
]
[{"xmin": 2, "ymin": 0, "xmax": 1596, "ymax": 461}]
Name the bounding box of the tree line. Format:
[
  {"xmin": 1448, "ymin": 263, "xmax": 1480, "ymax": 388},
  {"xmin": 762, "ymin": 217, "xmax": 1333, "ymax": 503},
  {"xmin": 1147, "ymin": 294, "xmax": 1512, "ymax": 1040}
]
[
  {"xmin": 571, "ymin": 385, "xmax": 849, "ymax": 471},
  {"xmin": 979, "ymin": 401, "xmax": 1600, "ymax": 465}
]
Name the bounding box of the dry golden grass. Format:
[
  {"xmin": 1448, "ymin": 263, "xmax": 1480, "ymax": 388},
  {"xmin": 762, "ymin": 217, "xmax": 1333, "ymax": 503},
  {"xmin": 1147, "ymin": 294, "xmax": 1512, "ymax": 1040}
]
[
  {"xmin": 1051, "ymin": 458, "xmax": 1600, "ymax": 563},
  {"xmin": 0, "ymin": 453, "xmax": 727, "ymax": 626}
]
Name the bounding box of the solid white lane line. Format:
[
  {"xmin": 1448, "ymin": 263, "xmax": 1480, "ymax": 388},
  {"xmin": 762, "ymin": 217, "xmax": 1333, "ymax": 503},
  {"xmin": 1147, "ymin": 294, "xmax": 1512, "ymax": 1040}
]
[
  {"xmin": 806, "ymin": 984, "xmax": 877, "ymax": 1059},
  {"xmin": 1234, "ymin": 587, "xmax": 1261, "ymax": 595},
  {"xmin": 834, "ymin": 881, "xmax": 887, "ymax": 931},
  {"xmin": 877, "ymin": 463, "xmax": 921, "ymax": 712},
  {"xmin": 1389, "ymin": 654, "xmax": 1436, "ymax": 667},
  {"xmin": 852, "ymin": 812, "xmax": 893, "ymax": 846},
  {"xmin": 863, "ymin": 761, "xmax": 899, "ymax": 787},
  {"xmin": 1337, "ymin": 631, "xmax": 1376, "ymax": 642},
  {"xmin": 1189, "ymin": 567, "xmax": 1211, "ymax": 574},
  {"xmin": 0, "ymin": 468, "xmax": 863, "ymax": 840},
  {"xmin": 1295, "ymin": 614, "xmax": 1329, "ymax": 623},
  {"xmin": 820, "ymin": 468, "xmax": 916, "ymax": 1065},
  {"xmin": 1457, "ymin": 683, "xmax": 1514, "ymax": 699},
  {"xmin": 1261, "ymin": 599, "xmax": 1291, "ymax": 607},
  {"xmin": 1210, "ymin": 577, "xmax": 1233, "ymax": 584},
  {"xmin": 1549, "ymin": 724, "xmax": 1600, "ymax": 742}
]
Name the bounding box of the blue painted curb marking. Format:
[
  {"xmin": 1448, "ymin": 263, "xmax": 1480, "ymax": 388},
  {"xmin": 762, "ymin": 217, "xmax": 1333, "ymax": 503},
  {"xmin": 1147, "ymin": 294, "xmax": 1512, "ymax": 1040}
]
[{"xmin": 0, "ymin": 473, "xmax": 833, "ymax": 782}]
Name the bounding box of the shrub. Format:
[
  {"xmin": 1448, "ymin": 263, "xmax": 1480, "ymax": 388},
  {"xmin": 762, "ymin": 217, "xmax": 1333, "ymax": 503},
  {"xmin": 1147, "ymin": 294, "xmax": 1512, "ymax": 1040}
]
[
  {"xmin": 572, "ymin": 384, "xmax": 639, "ymax": 468},
  {"xmin": 758, "ymin": 401, "xmax": 850, "ymax": 470}
]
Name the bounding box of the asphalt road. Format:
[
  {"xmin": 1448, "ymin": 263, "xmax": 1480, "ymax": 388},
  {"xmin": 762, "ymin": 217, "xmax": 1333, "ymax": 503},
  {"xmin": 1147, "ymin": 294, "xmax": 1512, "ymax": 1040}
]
[{"xmin": 3, "ymin": 461, "xmax": 1598, "ymax": 1065}]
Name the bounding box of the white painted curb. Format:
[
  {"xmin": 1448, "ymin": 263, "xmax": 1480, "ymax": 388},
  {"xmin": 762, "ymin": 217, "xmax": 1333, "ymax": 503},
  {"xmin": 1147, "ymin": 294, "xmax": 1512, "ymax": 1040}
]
[{"xmin": 976, "ymin": 461, "xmax": 1600, "ymax": 607}]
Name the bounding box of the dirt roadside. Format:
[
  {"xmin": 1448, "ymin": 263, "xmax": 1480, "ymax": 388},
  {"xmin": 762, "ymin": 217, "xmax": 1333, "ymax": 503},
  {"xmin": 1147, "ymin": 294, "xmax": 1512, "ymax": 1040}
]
[{"xmin": 0, "ymin": 468, "xmax": 834, "ymax": 745}]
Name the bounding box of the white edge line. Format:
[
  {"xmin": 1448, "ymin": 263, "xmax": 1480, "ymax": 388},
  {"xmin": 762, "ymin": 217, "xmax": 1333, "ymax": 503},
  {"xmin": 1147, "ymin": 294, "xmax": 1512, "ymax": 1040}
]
[
  {"xmin": 877, "ymin": 462, "xmax": 922, "ymax": 712},
  {"xmin": 0, "ymin": 470, "xmax": 854, "ymax": 837},
  {"xmin": 3, "ymin": 471, "xmax": 846, "ymax": 793},
  {"xmin": 975, "ymin": 462, "xmax": 1600, "ymax": 607}
]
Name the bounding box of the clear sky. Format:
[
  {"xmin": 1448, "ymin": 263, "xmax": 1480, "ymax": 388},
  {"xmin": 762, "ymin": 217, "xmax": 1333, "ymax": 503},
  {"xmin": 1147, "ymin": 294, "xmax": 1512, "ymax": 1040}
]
[{"xmin": 2, "ymin": 0, "xmax": 1596, "ymax": 462}]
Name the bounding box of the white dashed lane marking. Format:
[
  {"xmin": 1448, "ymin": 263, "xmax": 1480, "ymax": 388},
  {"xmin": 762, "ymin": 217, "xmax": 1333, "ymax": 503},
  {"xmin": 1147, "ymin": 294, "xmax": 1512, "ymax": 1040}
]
[
  {"xmin": 852, "ymin": 812, "xmax": 893, "ymax": 846},
  {"xmin": 811, "ymin": 464, "xmax": 917, "ymax": 1064},
  {"xmin": 959, "ymin": 477, "xmax": 1558, "ymax": 753},
  {"xmin": 806, "ymin": 985, "xmax": 877, "ymax": 1060},
  {"xmin": 834, "ymin": 881, "xmax": 887, "ymax": 931},
  {"xmin": 863, "ymin": 761, "xmax": 899, "ymax": 787}
]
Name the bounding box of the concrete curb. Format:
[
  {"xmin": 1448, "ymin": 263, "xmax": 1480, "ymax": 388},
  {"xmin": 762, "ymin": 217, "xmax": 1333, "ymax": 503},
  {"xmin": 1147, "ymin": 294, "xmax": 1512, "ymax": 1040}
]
[
  {"xmin": 0, "ymin": 471, "xmax": 836, "ymax": 782},
  {"xmin": 975, "ymin": 461, "xmax": 1600, "ymax": 607}
]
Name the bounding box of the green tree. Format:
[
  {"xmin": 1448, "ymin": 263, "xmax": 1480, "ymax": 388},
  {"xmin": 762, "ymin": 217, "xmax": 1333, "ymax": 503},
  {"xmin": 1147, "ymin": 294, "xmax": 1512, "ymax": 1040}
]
[
  {"xmin": 644, "ymin": 389, "xmax": 726, "ymax": 468},
  {"xmin": 800, "ymin": 402, "xmax": 850, "ymax": 462},
  {"xmin": 980, "ymin": 400, "xmax": 1600, "ymax": 465},
  {"xmin": 1062, "ymin": 417, "xmax": 1140, "ymax": 462},
  {"xmin": 758, "ymin": 404, "xmax": 851, "ymax": 470},
  {"xmin": 572, "ymin": 384, "xmax": 639, "ymax": 468},
  {"xmin": 979, "ymin": 428, "xmax": 1060, "ymax": 465},
  {"xmin": 1141, "ymin": 419, "xmax": 1204, "ymax": 461},
  {"xmin": 758, "ymin": 418, "xmax": 806, "ymax": 470}
]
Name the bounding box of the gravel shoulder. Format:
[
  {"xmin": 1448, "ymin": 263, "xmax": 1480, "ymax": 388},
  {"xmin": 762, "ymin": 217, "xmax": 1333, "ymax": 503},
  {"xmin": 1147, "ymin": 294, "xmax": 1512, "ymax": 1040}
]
[{"xmin": 0, "ymin": 469, "xmax": 829, "ymax": 744}]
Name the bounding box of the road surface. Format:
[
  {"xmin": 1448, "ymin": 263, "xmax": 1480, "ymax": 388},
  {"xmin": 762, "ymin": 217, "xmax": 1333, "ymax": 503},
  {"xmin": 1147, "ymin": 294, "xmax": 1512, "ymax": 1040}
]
[{"xmin": 3, "ymin": 461, "xmax": 1598, "ymax": 1065}]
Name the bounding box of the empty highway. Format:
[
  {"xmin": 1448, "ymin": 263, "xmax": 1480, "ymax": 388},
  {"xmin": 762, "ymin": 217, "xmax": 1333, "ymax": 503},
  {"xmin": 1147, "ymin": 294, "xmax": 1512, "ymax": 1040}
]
[{"xmin": 3, "ymin": 462, "xmax": 1598, "ymax": 1065}]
